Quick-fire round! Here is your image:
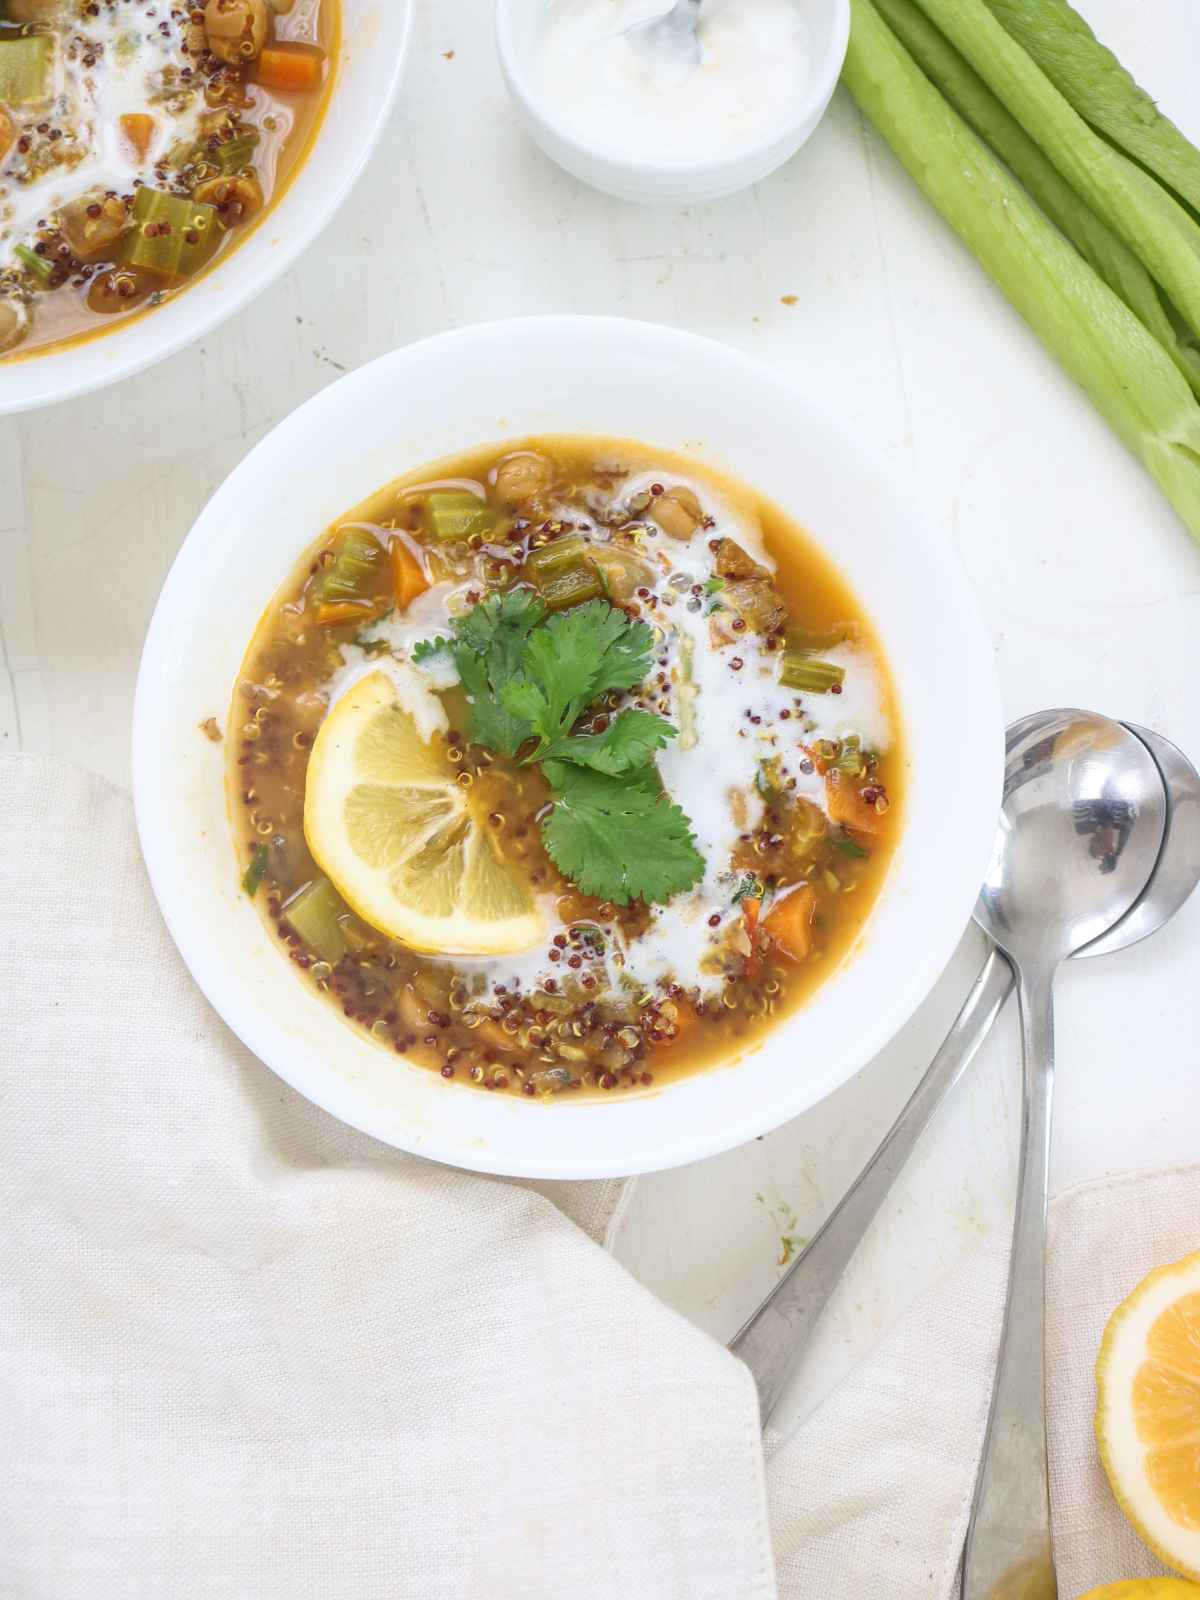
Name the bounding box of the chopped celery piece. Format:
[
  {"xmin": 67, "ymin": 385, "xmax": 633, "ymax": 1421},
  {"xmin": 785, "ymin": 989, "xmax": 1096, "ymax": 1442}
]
[
  {"xmin": 539, "ymin": 561, "xmax": 602, "ymax": 612},
  {"xmin": 985, "ymin": 0, "xmax": 1200, "ymax": 217},
  {"xmin": 242, "ymin": 844, "xmax": 268, "ymax": 897},
  {"xmin": 779, "ymin": 653, "xmax": 845, "ymax": 693},
  {"xmin": 314, "ymin": 525, "xmax": 384, "ymax": 603},
  {"xmin": 907, "ymin": 0, "xmax": 1200, "ymax": 347},
  {"xmin": 843, "ymin": 0, "xmax": 1200, "ymax": 542},
  {"xmin": 0, "ymin": 35, "xmax": 52, "ymax": 103},
  {"xmin": 785, "ymin": 622, "xmax": 849, "ymax": 654},
  {"xmin": 281, "ymin": 877, "xmax": 348, "ymax": 964},
  {"xmin": 214, "ymin": 133, "xmax": 259, "ymax": 175},
  {"xmin": 124, "ymin": 186, "xmax": 220, "ymax": 281},
  {"xmin": 14, "ymin": 243, "xmax": 54, "ymax": 287},
  {"xmin": 831, "ymin": 735, "xmax": 867, "ymax": 776},
  {"xmin": 422, "ymin": 489, "xmax": 494, "ymax": 543},
  {"xmin": 526, "ymin": 534, "xmax": 588, "ymax": 580},
  {"xmin": 874, "ymin": 0, "xmax": 1200, "ymax": 400}
]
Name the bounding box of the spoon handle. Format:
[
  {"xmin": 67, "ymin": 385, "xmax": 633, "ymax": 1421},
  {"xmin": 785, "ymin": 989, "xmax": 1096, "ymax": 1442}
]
[
  {"xmin": 962, "ymin": 965, "xmax": 1057, "ymax": 1600},
  {"xmin": 730, "ymin": 946, "xmax": 1014, "ymax": 1425}
]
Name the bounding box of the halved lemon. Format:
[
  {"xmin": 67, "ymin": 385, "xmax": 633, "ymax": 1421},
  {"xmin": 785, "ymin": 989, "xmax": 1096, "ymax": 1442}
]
[
  {"xmin": 304, "ymin": 668, "xmax": 545, "ymax": 957},
  {"xmin": 1095, "ymin": 1249, "xmax": 1200, "ymax": 1580}
]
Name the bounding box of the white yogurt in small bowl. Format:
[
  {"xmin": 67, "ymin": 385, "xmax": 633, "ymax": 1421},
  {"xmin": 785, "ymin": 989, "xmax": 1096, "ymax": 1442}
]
[{"xmin": 497, "ymin": 0, "xmax": 849, "ymax": 204}]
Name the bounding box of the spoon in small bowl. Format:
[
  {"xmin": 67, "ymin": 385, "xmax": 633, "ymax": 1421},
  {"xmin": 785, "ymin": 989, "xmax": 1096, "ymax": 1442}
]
[
  {"xmin": 731, "ymin": 718, "xmax": 1197, "ymax": 1431},
  {"xmin": 626, "ymin": 0, "xmax": 704, "ymax": 69}
]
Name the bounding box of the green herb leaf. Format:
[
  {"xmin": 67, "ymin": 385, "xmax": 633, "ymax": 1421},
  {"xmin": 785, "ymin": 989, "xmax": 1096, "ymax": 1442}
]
[
  {"xmin": 835, "ymin": 837, "xmax": 871, "ymax": 860},
  {"xmin": 731, "ymin": 874, "xmax": 765, "ymax": 905},
  {"xmin": 242, "ymin": 844, "xmax": 268, "ymax": 897},
  {"xmin": 540, "ymin": 760, "xmax": 704, "ymax": 906},
  {"xmin": 540, "ymin": 710, "xmax": 678, "ymax": 776},
  {"xmin": 703, "ymin": 576, "xmax": 725, "ymax": 594},
  {"xmin": 503, "ymin": 600, "xmax": 656, "ymax": 759},
  {"xmin": 411, "ymin": 634, "xmax": 451, "ymax": 664},
  {"xmin": 446, "ymin": 588, "xmax": 547, "ymax": 756}
]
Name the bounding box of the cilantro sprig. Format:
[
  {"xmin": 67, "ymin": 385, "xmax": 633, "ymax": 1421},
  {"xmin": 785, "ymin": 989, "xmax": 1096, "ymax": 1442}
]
[{"xmin": 414, "ymin": 592, "xmax": 703, "ymax": 905}]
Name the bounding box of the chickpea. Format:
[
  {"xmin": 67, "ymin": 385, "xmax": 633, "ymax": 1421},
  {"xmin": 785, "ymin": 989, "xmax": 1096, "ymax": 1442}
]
[
  {"xmin": 0, "ymin": 299, "xmax": 26, "ymax": 355},
  {"xmin": 0, "ymin": 105, "xmax": 14, "ymax": 169},
  {"xmin": 86, "ymin": 267, "xmax": 156, "ymax": 315},
  {"xmin": 649, "ymin": 486, "xmax": 703, "ymax": 540},
  {"xmin": 59, "ymin": 194, "xmax": 127, "ymax": 261},
  {"xmin": 204, "ymin": 0, "xmax": 270, "ymax": 65},
  {"xmin": 493, "ymin": 451, "xmax": 550, "ymax": 506},
  {"xmin": 194, "ymin": 172, "xmax": 264, "ymax": 226}
]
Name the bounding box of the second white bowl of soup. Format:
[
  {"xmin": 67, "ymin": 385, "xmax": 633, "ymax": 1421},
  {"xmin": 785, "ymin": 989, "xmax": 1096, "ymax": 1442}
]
[
  {"xmin": 0, "ymin": 0, "xmax": 411, "ymax": 413},
  {"xmin": 134, "ymin": 316, "xmax": 1002, "ymax": 1179}
]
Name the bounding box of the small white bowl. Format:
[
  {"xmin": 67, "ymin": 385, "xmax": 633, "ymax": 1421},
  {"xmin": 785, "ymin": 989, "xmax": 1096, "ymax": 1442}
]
[
  {"xmin": 133, "ymin": 315, "xmax": 1002, "ymax": 1181},
  {"xmin": 496, "ymin": 0, "xmax": 849, "ymax": 205},
  {"xmin": 0, "ymin": 0, "xmax": 412, "ymax": 416}
]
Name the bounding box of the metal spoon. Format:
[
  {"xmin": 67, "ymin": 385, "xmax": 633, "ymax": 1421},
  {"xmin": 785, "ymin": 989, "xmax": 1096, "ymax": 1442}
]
[
  {"xmin": 963, "ymin": 710, "xmax": 1166, "ymax": 1600},
  {"xmin": 626, "ymin": 0, "xmax": 703, "ymax": 69},
  {"xmin": 731, "ymin": 720, "xmax": 1198, "ymax": 1427}
]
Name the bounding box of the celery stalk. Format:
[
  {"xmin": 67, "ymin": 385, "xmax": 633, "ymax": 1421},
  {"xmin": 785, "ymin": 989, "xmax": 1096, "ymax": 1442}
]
[
  {"xmin": 0, "ymin": 35, "xmax": 53, "ymax": 104},
  {"xmin": 124, "ymin": 187, "xmax": 219, "ymax": 281},
  {"xmin": 985, "ymin": 0, "xmax": 1200, "ymax": 217},
  {"xmin": 842, "ymin": 0, "xmax": 1200, "ymax": 540},
  {"xmin": 873, "ymin": 0, "xmax": 1200, "ymax": 399},
  {"xmin": 907, "ymin": 0, "xmax": 1200, "ymax": 346}
]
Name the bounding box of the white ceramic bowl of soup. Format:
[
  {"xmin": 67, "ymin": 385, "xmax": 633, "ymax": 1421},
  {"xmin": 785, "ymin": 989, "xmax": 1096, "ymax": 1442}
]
[
  {"xmin": 0, "ymin": 0, "xmax": 412, "ymax": 417},
  {"xmin": 134, "ymin": 315, "xmax": 1002, "ymax": 1179},
  {"xmin": 496, "ymin": 0, "xmax": 849, "ymax": 205}
]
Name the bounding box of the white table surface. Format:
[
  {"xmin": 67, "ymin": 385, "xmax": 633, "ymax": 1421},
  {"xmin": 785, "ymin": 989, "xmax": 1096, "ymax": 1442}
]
[{"xmin": 2, "ymin": 0, "xmax": 1197, "ymax": 1436}]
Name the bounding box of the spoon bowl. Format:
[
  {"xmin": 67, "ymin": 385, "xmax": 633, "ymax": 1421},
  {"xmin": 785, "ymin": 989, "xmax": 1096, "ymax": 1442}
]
[
  {"xmin": 975, "ymin": 709, "xmax": 1167, "ymax": 966},
  {"xmin": 1082, "ymin": 724, "xmax": 1200, "ymax": 958}
]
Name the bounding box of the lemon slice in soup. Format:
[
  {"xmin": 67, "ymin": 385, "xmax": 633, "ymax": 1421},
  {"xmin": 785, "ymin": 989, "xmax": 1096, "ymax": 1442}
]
[{"xmin": 304, "ymin": 669, "xmax": 545, "ymax": 957}]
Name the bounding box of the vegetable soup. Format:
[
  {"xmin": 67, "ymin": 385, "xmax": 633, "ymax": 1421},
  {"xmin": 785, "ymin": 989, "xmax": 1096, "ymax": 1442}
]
[
  {"xmin": 230, "ymin": 438, "xmax": 904, "ymax": 1099},
  {"xmin": 0, "ymin": 0, "xmax": 336, "ymax": 360}
]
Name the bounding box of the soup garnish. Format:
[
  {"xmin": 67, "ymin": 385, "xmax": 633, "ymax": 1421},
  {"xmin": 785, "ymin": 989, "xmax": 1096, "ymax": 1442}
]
[
  {"xmin": 0, "ymin": 0, "xmax": 335, "ymax": 360},
  {"xmin": 231, "ymin": 438, "xmax": 903, "ymax": 1098}
]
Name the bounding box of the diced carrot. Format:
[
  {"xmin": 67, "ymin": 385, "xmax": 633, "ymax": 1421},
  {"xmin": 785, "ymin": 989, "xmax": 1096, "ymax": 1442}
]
[
  {"xmin": 762, "ymin": 885, "xmax": 817, "ymax": 962},
  {"xmin": 119, "ymin": 112, "xmax": 156, "ymax": 162},
  {"xmin": 741, "ymin": 895, "xmax": 762, "ymax": 976},
  {"xmin": 390, "ymin": 535, "xmax": 429, "ymax": 610},
  {"xmin": 824, "ymin": 769, "xmax": 885, "ymax": 836},
  {"xmin": 255, "ymin": 43, "xmax": 325, "ymax": 93},
  {"xmin": 316, "ymin": 601, "xmax": 375, "ymax": 629}
]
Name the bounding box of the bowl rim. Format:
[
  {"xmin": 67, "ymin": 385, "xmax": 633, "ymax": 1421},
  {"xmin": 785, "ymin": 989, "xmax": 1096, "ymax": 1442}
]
[
  {"xmin": 494, "ymin": 0, "xmax": 850, "ymax": 177},
  {"xmin": 0, "ymin": 0, "xmax": 414, "ymax": 418},
  {"xmin": 133, "ymin": 314, "xmax": 1003, "ymax": 1179}
]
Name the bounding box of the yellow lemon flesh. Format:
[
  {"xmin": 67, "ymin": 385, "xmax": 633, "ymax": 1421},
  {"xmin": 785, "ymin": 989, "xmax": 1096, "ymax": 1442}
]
[
  {"xmin": 304, "ymin": 668, "xmax": 545, "ymax": 957},
  {"xmin": 1095, "ymin": 1249, "xmax": 1200, "ymax": 1581}
]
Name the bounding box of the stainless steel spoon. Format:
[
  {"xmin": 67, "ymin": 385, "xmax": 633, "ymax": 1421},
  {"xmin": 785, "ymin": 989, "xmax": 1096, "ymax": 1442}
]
[
  {"xmin": 963, "ymin": 710, "xmax": 1166, "ymax": 1600},
  {"xmin": 626, "ymin": 0, "xmax": 704, "ymax": 69},
  {"xmin": 731, "ymin": 720, "xmax": 1198, "ymax": 1427}
]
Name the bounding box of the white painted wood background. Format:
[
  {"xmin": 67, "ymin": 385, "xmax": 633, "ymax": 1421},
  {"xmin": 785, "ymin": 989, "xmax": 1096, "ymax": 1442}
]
[{"xmin": 2, "ymin": 0, "xmax": 1197, "ymax": 1434}]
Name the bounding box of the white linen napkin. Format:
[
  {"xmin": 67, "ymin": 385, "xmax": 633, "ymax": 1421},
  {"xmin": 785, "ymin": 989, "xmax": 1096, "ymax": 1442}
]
[{"xmin": 2, "ymin": 753, "xmax": 1195, "ymax": 1599}]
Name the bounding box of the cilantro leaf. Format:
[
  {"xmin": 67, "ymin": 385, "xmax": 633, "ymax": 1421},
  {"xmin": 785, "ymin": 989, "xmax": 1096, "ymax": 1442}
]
[
  {"xmin": 504, "ymin": 600, "xmax": 656, "ymax": 758},
  {"xmin": 445, "ymin": 589, "xmax": 547, "ymax": 756},
  {"xmin": 540, "ymin": 759, "xmax": 704, "ymax": 906},
  {"xmin": 411, "ymin": 634, "xmax": 451, "ymax": 664},
  {"xmin": 540, "ymin": 710, "xmax": 677, "ymax": 776}
]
